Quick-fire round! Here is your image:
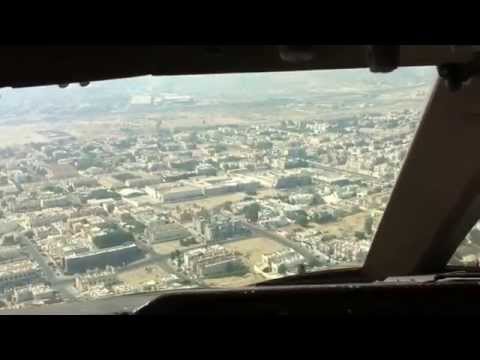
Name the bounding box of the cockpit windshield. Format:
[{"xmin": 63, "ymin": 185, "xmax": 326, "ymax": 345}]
[{"xmin": 0, "ymin": 67, "xmax": 436, "ymax": 311}]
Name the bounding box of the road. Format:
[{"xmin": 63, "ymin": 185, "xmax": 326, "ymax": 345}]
[
  {"xmin": 241, "ymin": 221, "xmax": 320, "ymax": 266},
  {"xmin": 19, "ymin": 236, "xmax": 77, "ymax": 301},
  {"xmin": 17, "ymin": 233, "xmax": 205, "ymax": 303}
]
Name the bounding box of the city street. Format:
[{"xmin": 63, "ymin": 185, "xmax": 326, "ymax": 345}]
[
  {"xmin": 19, "ymin": 236, "xmax": 78, "ymax": 301},
  {"xmin": 18, "ymin": 231, "xmax": 205, "ymax": 303}
]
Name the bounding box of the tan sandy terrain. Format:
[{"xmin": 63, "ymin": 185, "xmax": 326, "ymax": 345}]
[
  {"xmin": 117, "ymin": 265, "xmax": 168, "ymax": 286},
  {"xmin": 204, "ymin": 273, "xmax": 263, "ymax": 288},
  {"xmin": 310, "ymin": 212, "xmax": 369, "ymax": 237},
  {"xmin": 159, "ymin": 113, "xmax": 248, "ymax": 129},
  {"xmin": 257, "ymin": 189, "xmax": 279, "ymax": 199},
  {"xmin": 69, "ymin": 119, "xmax": 126, "ymax": 140},
  {"xmin": 152, "ymin": 241, "xmax": 182, "ymax": 256},
  {"xmin": 223, "ymin": 236, "xmax": 287, "ymax": 267},
  {"xmin": 0, "ymin": 124, "xmax": 50, "ymax": 146}
]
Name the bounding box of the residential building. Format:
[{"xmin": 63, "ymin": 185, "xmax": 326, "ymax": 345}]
[
  {"xmin": 145, "ymin": 222, "xmax": 191, "ymax": 244},
  {"xmin": 260, "ymin": 249, "xmax": 305, "ymax": 274},
  {"xmin": 74, "ymin": 266, "xmax": 118, "ymax": 291},
  {"xmin": 0, "ymin": 259, "xmax": 43, "ymax": 292},
  {"xmin": 125, "ymin": 176, "xmax": 164, "ymax": 188},
  {"xmin": 198, "ymin": 215, "xmax": 251, "ymax": 243},
  {"xmin": 144, "ymin": 183, "xmax": 175, "ymax": 199},
  {"xmin": 10, "ymin": 199, "xmax": 42, "ymax": 212},
  {"xmin": 67, "ymin": 177, "xmax": 98, "ymax": 189},
  {"xmin": 275, "ymin": 173, "xmax": 312, "ymax": 189},
  {"xmin": 183, "ymin": 245, "xmax": 247, "ymax": 278},
  {"xmin": 29, "ymin": 210, "xmax": 69, "ymax": 228},
  {"xmin": 40, "ymin": 196, "xmax": 73, "ymax": 209},
  {"xmin": 196, "ymin": 164, "xmax": 217, "ymax": 176}
]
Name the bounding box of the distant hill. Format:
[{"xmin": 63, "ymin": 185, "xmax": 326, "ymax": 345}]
[{"xmin": 0, "ymin": 67, "xmax": 437, "ymax": 114}]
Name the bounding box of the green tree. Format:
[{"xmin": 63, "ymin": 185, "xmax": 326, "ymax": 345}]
[
  {"xmin": 295, "ymin": 212, "xmax": 309, "ymax": 227},
  {"xmin": 313, "ymin": 212, "xmax": 335, "ymax": 224},
  {"xmin": 244, "ymin": 203, "xmax": 260, "ymax": 223},
  {"xmin": 311, "ymin": 194, "xmax": 324, "ymax": 206},
  {"xmin": 354, "ymin": 231, "xmax": 365, "ymax": 240},
  {"xmin": 197, "ymin": 207, "xmax": 210, "ymax": 219},
  {"xmin": 121, "ymin": 213, "xmax": 135, "ymax": 222},
  {"xmin": 223, "ymin": 201, "xmax": 233, "ymax": 212},
  {"xmin": 214, "ymin": 144, "xmax": 227, "ymax": 152},
  {"xmin": 36, "ymin": 167, "xmax": 47, "ymax": 176},
  {"xmin": 43, "ymin": 185, "xmax": 65, "ymax": 194},
  {"xmin": 177, "ymin": 254, "xmax": 184, "ymax": 268},
  {"xmin": 277, "ymin": 263, "xmax": 288, "ymax": 275},
  {"xmin": 364, "ymin": 216, "xmax": 374, "ymax": 235},
  {"xmin": 297, "ymin": 264, "xmax": 306, "ymax": 274},
  {"xmin": 225, "ymin": 261, "xmax": 235, "ymax": 274},
  {"xmin": 2, "ymin": 234, "xmax": 16, "ymax": 245},
  {"xmin": 76, "ymin": 154, "xmax": 97, "ymax": 170},
  {"xmin": 93, "ymin": 229, "xmax": 134, "ymax": 249},
  {"xmin": 88, "ymin": 189, "xmax": 121, "ymax": 201}
]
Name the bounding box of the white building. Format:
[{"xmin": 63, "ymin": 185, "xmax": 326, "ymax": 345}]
[
  {"xmin": 259, "ymin": 249, "xmax": 305, "ymax": 274},
  {"xmin": 29, "ymin": 209, "xmax": 69, "ymax": 227},
  {"xmin": 183, "ymin": 245, "xmax": 247, "ymax": 278},
  {"xmin": 0, "ymin": 259, "xmax": 42, "ymax": 291},
  {"xmin": 40, "ymin": 196, "xmax": 73, "ymax": 209},
  {"xmin": 75, "ymin": 266, "xmax": 118, "ymax": 292}
]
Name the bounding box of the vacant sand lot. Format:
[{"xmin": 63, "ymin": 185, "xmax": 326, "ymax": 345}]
[
  {"xmin": 224, "ymin": 236, "xmax": 287, "ymax": 267},
  {"xmin": 0, "ymin": 124, "xmax": 50, "ymax": 146},
  {"xmin": 164, "ymin": 193, "xmax": 246, "ymax": 211},
  {"xmin": 309, "ymin": 212, "xmax": 369, "ymax": 237},
  {"xmin": 117, "ymin": 265, "xmax": 168, "ymax": 287},
  {"xmin": 204, "ymin": 273, "xmax": 263, "ymax": 288},
  {"xmin": 152, "ymin": 241, "xmax": 183, "ymax": 256},
  {"xmin": 69, "ymin": 119, "xmax": 126, "ymax": 140}
]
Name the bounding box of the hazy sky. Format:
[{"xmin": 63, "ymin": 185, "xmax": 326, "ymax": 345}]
[{"xmin": 0, "ymin": 67, "xmax": 437, "ymax": 109}]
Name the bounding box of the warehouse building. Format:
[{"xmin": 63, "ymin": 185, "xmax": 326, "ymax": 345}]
[
  {"xmin": 160, "ymin": 186, "xmax": 204, "ymax": 203},
  {"xmin": 63, "ymin": 243, "xmax": 144, "ymax": 275}
]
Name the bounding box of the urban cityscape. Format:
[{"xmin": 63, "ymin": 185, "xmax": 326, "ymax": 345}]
[{"xmin": 0, "ymin": 67, "xmax": 458, "ymax": 311}]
